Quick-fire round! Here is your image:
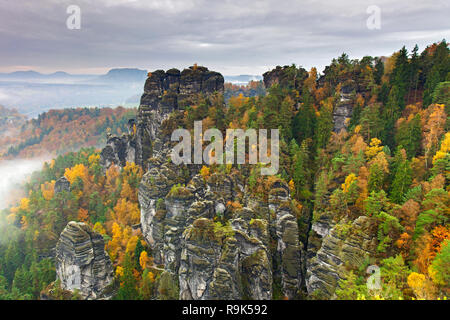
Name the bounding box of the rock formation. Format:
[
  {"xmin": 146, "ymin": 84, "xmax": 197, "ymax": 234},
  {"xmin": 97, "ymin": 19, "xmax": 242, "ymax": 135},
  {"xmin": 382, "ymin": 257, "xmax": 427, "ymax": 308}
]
[
  {"xmin": 55, "ymin": 221, "xmax": 114, "ymax": 300},
  {"xmin": 332, "ymin": 82, "xmax": 354, "ymax": 132},
  {"xmin": 305, "ymin": 215, "xmax": 377, "ymax": 298},
  {"xmin": 123, "ymin": 66, "xmax": 306, "ymax": 300},
  {"xmin": 100, "ymin": 66, "xmax": 224, "ymax": 170},
  {"xmin": 54, "ymin": 176, "xmax": 70, "ymax": 193},
  {"xmin": 100, "ymin": 119, "xmax": 136, "ymax": 168},
  {"xmin": 262, "ymin": 65, "xmax": 308, "ymax": 92}
]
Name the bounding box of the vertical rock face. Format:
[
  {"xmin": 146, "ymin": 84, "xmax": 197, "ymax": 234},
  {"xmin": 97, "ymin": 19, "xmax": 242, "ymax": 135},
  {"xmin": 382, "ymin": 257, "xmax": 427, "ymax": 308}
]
[
  {"xmin": 55, "ymin": 221, "xmax": 114, "ymax": 300},
  {"xmin": 126, "ymin": 66, "xmax": 304, "ymax": 300},
  {"xmin": 262, "ymin": 65, "xmax": 308, "ymax": 91},
  {"xmin": 54, "ymin": 176, "xmax": 70, "ymax": 194},
  {"xmin": 100, "ymin": 119, "xmax": 136, "ymax": 169},
  {"xmin": 97, "ymin": 65, "xmax": 306, "ymax": 300},
  {"xmin": 332, "ymin": 83, "xmax": 354, "ymax": 132},
  {"xmin": 139, "ymin": 163, "xmax": 300, "ymax": 299},
  {"xmin": 100, "ymin": 66, "xmax": 224, "ymax": 170},
  {"xmin": 269, "ymin": 182, "xmax": 302, "ymax": 299},
  {"xmin": 136, "ymin": 66, "xmax": 224, "ymax": 168},
  {"xmin": 305, "ymin": 216, "xmax": 377, "ymax": 298}
]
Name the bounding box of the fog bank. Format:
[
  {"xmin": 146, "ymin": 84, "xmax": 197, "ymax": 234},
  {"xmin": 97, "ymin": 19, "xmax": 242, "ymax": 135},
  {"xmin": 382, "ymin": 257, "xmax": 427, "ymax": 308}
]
[{"xmin": 0, "ymin": 158, "xmax": 46, "ymax": 210}]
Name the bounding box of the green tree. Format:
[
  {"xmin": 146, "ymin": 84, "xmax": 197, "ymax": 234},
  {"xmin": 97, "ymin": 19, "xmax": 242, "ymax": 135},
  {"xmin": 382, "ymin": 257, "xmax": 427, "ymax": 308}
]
[
  {"xmin": 292, "ymin": 90, "xmax": 316, "ymax": 144},
  {"xmin": 115, "ymin": 253, "xmax": 139, "ymax": 300}
]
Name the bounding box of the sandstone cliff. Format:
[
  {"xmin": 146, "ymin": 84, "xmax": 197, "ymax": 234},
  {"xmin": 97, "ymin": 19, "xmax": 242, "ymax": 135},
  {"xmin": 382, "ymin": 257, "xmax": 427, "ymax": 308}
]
[
  {"xmin": 305, "ymin": 215, "xmax": 377, "ymax": 298},
  {"xmin": 55, "ymin": 221, "xmax": 114, "ymax": 300}
]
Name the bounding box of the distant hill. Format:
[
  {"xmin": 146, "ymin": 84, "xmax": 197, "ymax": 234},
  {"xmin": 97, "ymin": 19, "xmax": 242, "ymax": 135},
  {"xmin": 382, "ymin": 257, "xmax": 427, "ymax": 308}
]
[
  {"xmin": 0, "ymin": 70, "xmax": 95, "ymax": 82},
  {"xmin": 224, "ymin": 74, "xmax": 263, "ymax": 84},
  {"xmin": 91, "ymin": 68, "xmax": 147, "ymax": 83},
  {"xmin": 0, "ymin": 68, "xmax": 147, "ymax": 117},
  {"xmin": 0, "ymin": 68, "xmax": 148, "ymax": 83}
]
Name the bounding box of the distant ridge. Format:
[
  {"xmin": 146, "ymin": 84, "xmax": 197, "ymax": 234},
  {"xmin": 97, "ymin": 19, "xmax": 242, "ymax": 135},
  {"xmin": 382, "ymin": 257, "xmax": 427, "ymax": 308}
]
[
  {"xmin": 0, "ymin": 68, "xmax": 148, "ymax": 83},
  {"xmin": 224, "ymin": 74, "xmax": 263, "ymax": 84}
]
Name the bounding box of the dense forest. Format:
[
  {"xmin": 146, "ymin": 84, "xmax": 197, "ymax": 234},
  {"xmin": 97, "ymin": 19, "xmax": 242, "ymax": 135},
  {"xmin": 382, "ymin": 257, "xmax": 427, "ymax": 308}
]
[
  {"xmin": 0, "ymin": 40, "xmax": 449, "ymax": 300},
  {"xmin": 0, "ymin": 107, "xmax": 136, "ymax": 159}
]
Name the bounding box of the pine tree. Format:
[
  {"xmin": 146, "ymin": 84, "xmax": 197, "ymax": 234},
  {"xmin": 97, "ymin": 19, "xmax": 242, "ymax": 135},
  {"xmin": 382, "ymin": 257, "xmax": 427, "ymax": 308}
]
[
  {"xmin": 382, "ymin": 86, "xmax": 402, "ymax": 149},
  {"xmin": 292, "ymin": 90, "xmax": 316, "ymax": 144},
  {"xmin": 278, "ymin": 96, "xmax": 294, "ymax": 141},
  {"xmin": 395, "ymin": 114, "xmax": 422, "ymax": 158},
  {"xmin": 115, "ymin": 253, "xmax": 139, "ymax": 300},
  {"xmin": 390, "ymin": 159, "xmax": 413, "ymax": 204}
]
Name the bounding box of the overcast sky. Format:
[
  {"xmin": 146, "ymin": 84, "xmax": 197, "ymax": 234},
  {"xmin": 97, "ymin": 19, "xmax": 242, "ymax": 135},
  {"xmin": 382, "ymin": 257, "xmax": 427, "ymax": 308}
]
[{"xmin": 0, "ymin": 0, "xmax": 449, "ymax": 75}]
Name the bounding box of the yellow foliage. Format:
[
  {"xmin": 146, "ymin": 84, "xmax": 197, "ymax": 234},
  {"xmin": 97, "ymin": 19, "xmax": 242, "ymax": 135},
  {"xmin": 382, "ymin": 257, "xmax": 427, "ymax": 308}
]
[
  {"xmin": 88, "ymin": 153, "xmax": 100, "ymax": 166},
  {"xmin": 120, "ymin": 181, "xmax": 134, "ymax": 201},
  {"xmin": 342, "ymin": 173, "xmax": 357, "ymax": 193},
  {"xmin": 146, "ymin": 271, "xmax": 155, "ymax": 283},
  {"xmin": 123, "ymin": 162, "xmax": 142, "ymax": 180},
  {"xmin": 408, "ymin": 272, "xmax": 425, "ymax": 291},
  {"xmin": 111, "ymin": 222, "xmax": 122, "ymax": 243},
  {"xmin": 64, "ymin": 163, "xmax": 88, "ymax": 184},
  {"xmin": 408, "ymin": 272, "xmax": 436, "ymax": 299},
  {"xmin": 126, "ymin": 235, "xmax": 138, "ymax": 254},
  {"xmin": 19, "ymin": 198, "xmax": 30, "ymax": 211},
  {"xmin": 112, "ymin": 198, "xmax": 140, "ymax": 226},
  {"xmin": 288, "ymin": 179, "xmax": 295, "ymax": 192},
  {"xmin": 200, "ymin": 166, "xmax": 210, "ymax": 179},
  {"xmin": 365, "ymin": 138, "xmax": 383, "ymax": 159},
  {"xmin": 93, "ymin": 222, "xmax": 106, "ymax": 235},
  {"xmin": 41, "ymin": 180, "xmax": 55, "ymax": 201},
  {"xmin": 139, "ymin": 251, "xmax": 150, "ymax": 270},
  {"xmin": 115, "ymin": 266, "xmax": 124, "ymax": 278},
  {"xmin": 432, "ymin": 132, "xmax": 450, "ymax": 164}
]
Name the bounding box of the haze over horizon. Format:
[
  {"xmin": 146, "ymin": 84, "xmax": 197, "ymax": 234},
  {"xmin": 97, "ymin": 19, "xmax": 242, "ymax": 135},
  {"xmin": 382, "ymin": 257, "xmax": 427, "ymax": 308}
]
[{"xmin": 1, "ymin": 0, "xmax": 449, "ymax": 76}]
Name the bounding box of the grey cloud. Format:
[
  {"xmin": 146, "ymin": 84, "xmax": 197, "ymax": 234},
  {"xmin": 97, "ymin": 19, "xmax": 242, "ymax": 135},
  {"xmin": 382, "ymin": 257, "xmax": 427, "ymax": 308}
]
[{"xmin": 0, "ymin": 0, "xmax": 449, "ymax": 75}]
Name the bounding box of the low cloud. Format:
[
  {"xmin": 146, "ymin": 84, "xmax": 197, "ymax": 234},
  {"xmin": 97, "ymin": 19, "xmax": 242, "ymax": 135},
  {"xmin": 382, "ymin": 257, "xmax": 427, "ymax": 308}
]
[{"xmin": 0, "ymin": 158, "xmax": 47, "ymax": 210}]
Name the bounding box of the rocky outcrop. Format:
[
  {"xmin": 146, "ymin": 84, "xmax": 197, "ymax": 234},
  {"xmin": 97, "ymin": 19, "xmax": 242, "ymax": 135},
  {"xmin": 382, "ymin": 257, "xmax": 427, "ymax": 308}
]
[
  {"xmin": 136, "ymin": 66, "xmax": 224, "ymax": 168},
  {"xmin": 262, "ymin": 65, "xmax": 308, "ymax": 91},
  {"xmin": 305, "ymin": 216, "xmax": 377, "ymax": 298},
  {"xmin": 54, "ymin": 176, "xmax": 70, "ymax": 193},
  {"xmin": 100, "ymin": 66, "xmax": 224, "ymax": 170},
  {"xmin": 269, "ymin": 182, "xmax": 302, "ymax": 299},
  {"xmin": 100, "ymin": 119, "xmax": 136, "ymax": 168},
  {"xmin": 55, "ymin": 221, "xmax": 114, "ymax": 300},
  {"xmin": 333, "ymin": 83, "xmax": 354, "ymax": 132},
  {"xmin": 138, "ymin": 160, "xmax": 301, "ymax": 300}
]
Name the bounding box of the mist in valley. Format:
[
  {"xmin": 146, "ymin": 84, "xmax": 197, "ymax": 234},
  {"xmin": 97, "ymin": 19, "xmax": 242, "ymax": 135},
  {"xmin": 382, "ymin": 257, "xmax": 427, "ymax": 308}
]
[{"xmin": 0, "ymin": 158, "xmax": 47, "ymax": 210}]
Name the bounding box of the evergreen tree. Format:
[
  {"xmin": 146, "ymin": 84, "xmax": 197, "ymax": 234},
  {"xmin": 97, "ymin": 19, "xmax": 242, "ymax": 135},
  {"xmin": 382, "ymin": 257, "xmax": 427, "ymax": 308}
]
[
  {"xmin": 292, "ymin": 90, "xmax": 316, "ymax": 144},
  {"xmin": 374, "ymin": 57, "xmax": 384, "ymax": 85},
  {"xmin": 382, "ymin": 86, "xmax": 402, "ymax": 149},
  {"xmin": 390, "ymin": 158, "xmax": 413, "ymax": 204},
  {"xmin": 395, "ymin": 114, "xmax": 422, "ymax": 158},
  {"xmin": 390, "ymin": 46, "xmax": 409, "ymax": 110},
  {"xmin": 409, "ymin": 44, "xmax": 420, "ymax": 102},
  {"xmin": 278, "ymin": 96, "xmax": 294, "ymax": 141},
  {"xmin": 423, "ymin": 65, "xmax": 441, "ymax": 107},
  {"xmin": 115, "ymin": 253, "xmax": 139, "ymax": 300}
]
